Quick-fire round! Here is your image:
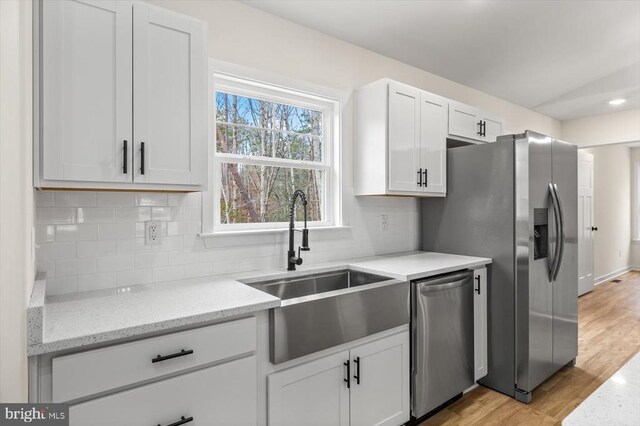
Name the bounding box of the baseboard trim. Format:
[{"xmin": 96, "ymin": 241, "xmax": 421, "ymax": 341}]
[{"xmin": 594, "ymin": 266, "xmax": 633, "ymax": 286}]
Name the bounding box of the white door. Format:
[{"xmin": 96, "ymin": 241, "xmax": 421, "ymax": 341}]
[
  {"xmin": 388, "ymin": 82, "xmax": 421, "ymax": 192},
  {"xmin": 448, "ymin": 101, "xmax": 481, "ymax": 142},
  {"xmin": 481, "ymin": 116, "xmax": 503, "ymax": 142},
  {"xmin": 578, "ymin": 151, "xmax": 595, "ymax": 295},
  {"xmin": 350, "ymin": 331, "xmax": 410, "ymax": 426},
  {"xmin": 420, "ymin": 92, "xmax": 447, "ymax": 195},
  {"xmin": 70, "ymin": 356, "xmax": 256, "ymax": 426},
  {"xmin": 268, "ymin": 351, "xmax": 350, "ymax": 426},
  {"xmin": 133, "ymin": 3, "xmax": 207, "ymax": 186},
  {"xmin": 41, "ymin": 0, "xmax": 132, "ymax": 183},
  {"xmin": 473, "ymin": 268, "xmax": 488, "ymax": 381}
]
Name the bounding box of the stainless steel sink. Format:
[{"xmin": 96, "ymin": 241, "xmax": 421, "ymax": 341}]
[
  {"xmin": 250, "ymin": 269, "xmax": 392, "ymax": 301},
  {"xmin": 243, "ymin": 269, "xmax": 409, "ymax": 364}
]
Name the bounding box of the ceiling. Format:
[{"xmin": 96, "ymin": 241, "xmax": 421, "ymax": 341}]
[{"xmin": 242, "ymin": 0, "xmax": 640, "ymax": 121}]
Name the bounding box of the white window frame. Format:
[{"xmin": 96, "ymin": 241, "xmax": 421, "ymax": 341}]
[{"xmin": 202, "ymin": 61, "xmax": 343, "ymax": 235}]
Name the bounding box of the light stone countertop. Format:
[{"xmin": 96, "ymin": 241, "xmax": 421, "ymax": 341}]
[
  {"xmin": 27, "ymin": 251, "xmax": 491, "ymax": 356},
  {"xmin": 563, "ymin": 352, "xmax": 640, "ymax": 426}
]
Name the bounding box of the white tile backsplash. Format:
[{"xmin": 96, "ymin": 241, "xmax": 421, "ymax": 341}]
[
  {"xmin": 55, "ymin": 258, "xmax": 97, "ymax": 277},
  {"xmin": 134, "ymin": 193, "xmax": 168, "ymax": 206},
  {"xmin": 54, "ymin": 191, "xmax": 97, "ymax": 207},
  {"xmin": 115, "ymin": 207, "xmax": 152, "ymax": 223},
  {"xmin": 36, "ymin": 207, "xmax": 76, "ymax": 224},
  {"xmin": 77, "ymin": 207, "xmax": 115, "ymax": 224},
  {"xmin": 97, "ymin": 192, "xmax": 134, "ymax": 207},
  {"xmin": 35, "ymin": 190, "xmax": 420, "ymax": 295},
  {"xmin": 55, "ymin": 224, "xmax": 98, "ymax": 241},
  {"xmin": 134, "ymin": 252, "xmax": 169, "ymax": 269},
  {"xmin": 76, "ymin": 240, "xmax": 116, "ymax": 258},
  {"xmin": 98, "ymin": 255, "xmax": 134, "ymax": 272},
  {"xmin": 97, "ymin": 223, "xmax": 135, "ymax": 240}
]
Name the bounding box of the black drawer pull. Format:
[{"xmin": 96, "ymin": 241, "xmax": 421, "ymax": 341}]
[
  {"xmin": 417, "ymin": 168, "xmax": 423, "ymax": 187},
  {"xmin": 158, "ymin": 416, "xmax": 194, "ymax": 426},
  {"xmin": 152, "ymin": 349, "xmax": 193, "ymax": 363},
  {"xmin": 475, "ymin": 275, "xmax": 481, "ymax": 295},
  {"xmin": 140, "ymin": 142, "xmax": 145, "ymax": 175},
  {"xmin": 344, "ymin": 360, "xmax": 350, "ymax": 388},
  {"xmin": 123, "ymin": 140, "xmax": 128, "ymax": 174},
  {"xmin": 353, "ymin": 356, "xmax": 361, "ymax": 385}
]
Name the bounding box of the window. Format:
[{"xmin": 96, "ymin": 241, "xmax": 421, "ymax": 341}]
[{"xmin": 210, "ymin": 73, "xmax": 340, "ymax": 232}]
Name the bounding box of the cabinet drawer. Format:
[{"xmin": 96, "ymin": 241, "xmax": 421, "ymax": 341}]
[
  {"xmin": 69, "ymin": 355, "xmax": 257, "ymax": 426},
  {"xmin": 53, "ymin": 316, "xmax": 256, "ymax": 402}
]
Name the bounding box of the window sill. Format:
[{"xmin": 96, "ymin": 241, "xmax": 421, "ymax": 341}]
[{"xmin": 199, "ymin": 225, "xmax": 352, "ymax": 238}]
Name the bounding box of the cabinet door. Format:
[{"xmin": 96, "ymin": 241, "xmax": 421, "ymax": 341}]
[
  {"xmin": 473, "ymin": 268, "xmax": 488, "ymax": 381},
  {"xmin": 482, "ymin": 116, "xmax": 503, "ymax": 142},
  {"xmin": 350, "ymin": 331, "xmax": 410, "ymax": 426},
  {"xmin": 268, "ymin": 351, "xmax": 350, "ymax": 426},
  {"xmin": 448, "ymin": 101, "xmax": 482, "ymax": 142},
  {"xmin": 69, "ymin": 355, "xmax": 256, "ymax": 426},
  {"xmin": 420, "ymin": 92, "xmax": 447, "ymax": 195},
  {"xmin": 388, "ymin": 82, "xmax": 421, "ymax": 192},
  {"xmin": 133, "ymin": 3, "xmax": 207, "ymax": 186},
  {"xmin": 41, "ymin": 0, "xmax": 132, "ymax": 183}
]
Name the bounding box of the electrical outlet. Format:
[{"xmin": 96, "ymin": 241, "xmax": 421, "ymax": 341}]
[
  {"xmin": 380, "ymin": 215, "xmax": 389, "ymax": 232},
  {"xmin": 145, "ymin": 221, "xmax": 162, "ymax": 246}
]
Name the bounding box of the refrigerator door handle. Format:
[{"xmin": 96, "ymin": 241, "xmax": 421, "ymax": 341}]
[
  {"xmin": 549, "ymin": 183, "xmax": 562, "ymax": 281},
  {"xmin": 552, "ymin": 183, "xmax": 565, "ymax": 281}
]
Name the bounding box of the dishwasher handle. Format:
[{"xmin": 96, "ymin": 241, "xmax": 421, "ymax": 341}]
[{"xmin": 416, "ymin": 271, "xmax": 472, "ymax": 294}]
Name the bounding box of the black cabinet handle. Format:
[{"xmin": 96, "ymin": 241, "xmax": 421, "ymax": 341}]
[
  {"xmin": 344, "ymin": 360, "xmax": 350, "ymax": 389},
  {"xmin": 477, "ymin": 121, "xmax": 483, "ymax": 136},
  {"xmin": 140, "ymin": 142, "xmax": 145, "ymax": 175},
  {"xmin": 152, "ymin": 349, "xmax": 193, "ymax": 363},
  {"xmin": 423, "ymin": 169, "xmax": 428, "ymax": 187},
  {"xmin": 591, "ymin": 226, "xmax": 598, "ymax": 231},
  {"xmin": 158, "ymin": 416, "xmax": 194, "ymax": 426},
  {"xmin": 353, "ymin": 356, "xmax": 360, "ymax": 385},
  {"xmin": 475, "ymin": 275, "xmax": 481, "ymax": 295},
  {"xmin": 417, "ymin": 168, "xmax": 423, "ymax": 187},
  {"xmin": 482, "ymin": 121, "xmax": 487, "ymax": 137},
  {"xmin": 123, "ymin": 140, "xmax": 128, "ymax": 174}
]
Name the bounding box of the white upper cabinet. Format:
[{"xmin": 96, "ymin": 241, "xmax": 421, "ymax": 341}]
[
  {"xmin": 448, "ymin": 100, "xmax": 503, "ymax": 143},
  {"xmin": 419, "ymin": 91, "xmax": 447, "ymax": 194},
  {"xmin": 41, "ymin": 0, "xmax": 132, "ymax": 183},
  {"xmin": 355, "ymin": 79, "xmax": 447, "ymax": 197},
  {"xmin": 388, "ymin": 83, "xmax": 421, "ymax": 192},
  {"xmin": 37, "ymin": 0, "xmax": 207, "ymax": 191},
  {"xmin": 133, "ymin": 3, "xmax": 207, "ymax": 186}
]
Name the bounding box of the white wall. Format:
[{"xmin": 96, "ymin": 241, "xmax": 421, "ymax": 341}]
[
  {"xmin": 0, "ymin": 0, "xmax": 33, "ymax": 402},
  {"xmin": 563, "ymin": 109, "xmax": 640, "ymax": 147},
  {"xmin": 582, "ymin": 145, "xmax": 632, "ymax": 282},
  {"xmin": 36, "ymin": 0, "xmax": 563, "ymax": 295}
]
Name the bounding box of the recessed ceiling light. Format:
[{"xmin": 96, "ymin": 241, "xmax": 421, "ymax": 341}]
[{"xmin": 609, "ymin": 99, "xmax": 626, "ymax": 106}]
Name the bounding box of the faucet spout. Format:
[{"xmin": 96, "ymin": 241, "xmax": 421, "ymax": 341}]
[{"xmin": 288, "ymin": 190, "xmax": 310, "ymax": 271}]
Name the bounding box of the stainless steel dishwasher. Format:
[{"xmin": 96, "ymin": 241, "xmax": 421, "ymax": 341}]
[{"xmin": 411, "ymin": 270, "xmax": 474, "ymax": 419}]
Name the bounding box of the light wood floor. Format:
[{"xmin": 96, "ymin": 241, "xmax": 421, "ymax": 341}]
[{"xmin": 421, "ymin": 271, "xmax": 640, "ymax": 426}]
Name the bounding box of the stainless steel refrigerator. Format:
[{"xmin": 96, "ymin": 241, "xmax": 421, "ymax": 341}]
[{"xmin": 421, "ymin": 131, "xmax": 578, "ymax": 403}]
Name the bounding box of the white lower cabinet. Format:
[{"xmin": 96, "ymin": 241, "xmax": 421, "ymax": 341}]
[
  {"xmin": 349, "ymin": 332, "xmax": 410, "ymax": 426},
  {"xmin": 268, "ymin": 330, "xmax": 410, "ymax": 426},
  {"xmin": 473, "ymin": 268, "xmax": 488, "ymax": 381},
  {"xmin": 268, "ymin": 350, "xmax": 350, "ymax": 426},
  {"xmin": 70, "ymin": 355, "xmax": 256, "ymax": 426}
]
